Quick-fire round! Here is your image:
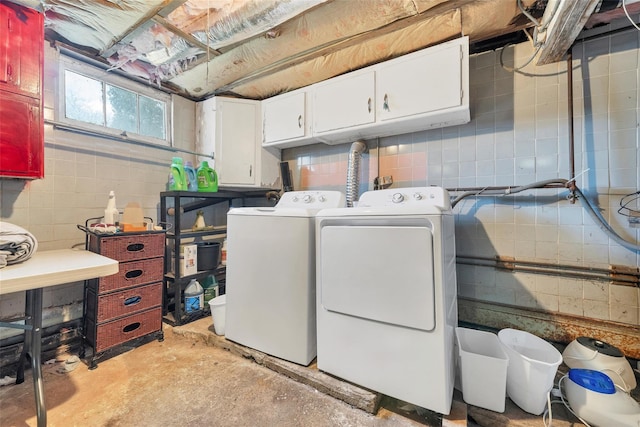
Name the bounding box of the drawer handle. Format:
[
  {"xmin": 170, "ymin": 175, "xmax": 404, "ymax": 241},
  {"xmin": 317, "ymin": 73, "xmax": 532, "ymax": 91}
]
[
  {"xmin": 124, "ymin": 269, "xmax": 143, "ymax": 280},
  {"xmin": 124, "ymin": 296, "xmax": 142, "ymax": 306},
  {"xmin": 123, "ymin": 322, "xmax": 141, "ymax": 333},
  {"xmin": 127, "ymin": 243, "xmax": 145, "ymax": 252}
]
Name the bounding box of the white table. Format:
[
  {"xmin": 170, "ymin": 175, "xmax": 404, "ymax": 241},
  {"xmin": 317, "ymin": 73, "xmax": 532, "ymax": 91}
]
[{"xmin": 0, "ymin": 249, "xmax": 118, "ymax": 427}]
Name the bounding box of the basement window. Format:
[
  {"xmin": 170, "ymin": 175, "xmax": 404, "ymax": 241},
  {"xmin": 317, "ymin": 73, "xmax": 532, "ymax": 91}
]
[{"xmin": 58, "ymin": 57, "xmax": 171, "ymax": 145}]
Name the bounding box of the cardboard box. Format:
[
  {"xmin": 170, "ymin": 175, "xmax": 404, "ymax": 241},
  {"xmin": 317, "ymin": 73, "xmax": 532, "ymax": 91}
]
[{"xmin": 181, "ymin": 244, "xmax": 197, "ymax": 276}]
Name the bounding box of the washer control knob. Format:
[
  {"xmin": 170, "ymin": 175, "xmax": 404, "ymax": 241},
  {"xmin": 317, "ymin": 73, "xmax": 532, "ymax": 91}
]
[
  {"xmin": 318, "ymin": 195, "xmax": 326, "ymax": 202},
  {"xmin": 392, "ymin": 193, "xmax": 404, "ymax": 203},
  {"xmin": 292, "ymin": 196, "xmax": 299, "ymax": 202},
  {"xmin": 413, "ymin": 193, "xmax": 423, "ymax": 200},
  {"xmin": 303, "ymin": 194, "xmax": 313, "ymax": 203}
]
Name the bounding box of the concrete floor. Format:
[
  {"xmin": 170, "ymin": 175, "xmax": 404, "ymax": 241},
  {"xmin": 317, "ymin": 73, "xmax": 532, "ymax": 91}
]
[{"xmin": 0, "ymin": 318, "xmax": 613, "ymax": 427}]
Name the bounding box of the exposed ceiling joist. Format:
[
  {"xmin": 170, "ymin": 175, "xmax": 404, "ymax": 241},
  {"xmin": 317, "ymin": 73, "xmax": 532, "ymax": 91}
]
[
  {"xmin": 536, "ymin": 0, "xmax": 601, "ymax": 65},
  {"xmin": 100, "ymin": 0, "xmax": 176, "ymax": 57},
  {"xmin": 39, "ymin": 0, "xmax": 633, "ymax": 101}
]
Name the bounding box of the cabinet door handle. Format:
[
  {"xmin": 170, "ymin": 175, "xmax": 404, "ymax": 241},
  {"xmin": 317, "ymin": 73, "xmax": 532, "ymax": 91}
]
[
  {"xmin": 367, "ymin": 98, "xmax": 372, "ymax": 113},
  {"xmin": 298, "ymin": 115, "xmax": 302, "ymax": 128},
  {"xmin": 6, "ymin": 64, "xmax": 11, "ymax": 77},
  {"xmin": 249, "ymin": 165, "xmax": 252, "ymax": 177},
  {"xmin": 383, "ymin": 94, "xmax": 389, "ymax": 111}
]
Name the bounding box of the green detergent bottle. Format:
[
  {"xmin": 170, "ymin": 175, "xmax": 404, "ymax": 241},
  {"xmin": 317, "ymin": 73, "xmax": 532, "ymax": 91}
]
[
  {"xmin": 197, "ymin": 161, "xmax": 218, "ymax": 192},
  {"xmin": 169, "ymin": 157, "xmax": 187, "ymax": 191}
]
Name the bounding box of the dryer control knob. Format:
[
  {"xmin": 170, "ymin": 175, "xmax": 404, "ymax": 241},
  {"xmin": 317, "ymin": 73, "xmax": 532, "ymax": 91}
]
[
  {"xmin": 318, "ymin": 195, "xmax": 326, "ymax": 202},
  {"xmin": 292, "ymin": 196, "xmax": 299, "ymax": 202},
  {"xmin": 413, "ymin": 193, "xmax": 423, "ymax": 200},
  {"xmin": 303, "ymin": 195, "xmax": 313, "ymax": 203},
  {"xmin": 392, "ymin": 193, "xmax": 404, "ymax": 203}
]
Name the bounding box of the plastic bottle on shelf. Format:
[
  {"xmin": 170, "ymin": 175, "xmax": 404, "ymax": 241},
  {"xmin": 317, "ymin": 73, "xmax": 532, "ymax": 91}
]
[
  {"xmin": 220, "ymin": 239, "xmax": 227, "ymax": 266},
  {"xmin": 104, "ymin": 190, "xmax": 118, "ymax": 225},
  {"xmin": 184, "ymin": 279, "xmax": 203, "ymax": 313},
  {"xmin": 184, "ymin": 161, "xmax": 198, "ymax": 191},
  {"xmin": 168, "ymin": 157, "xmax": 187, "ymax": 191},
  {"xmin": 202, "ymin": 275, "xmax": 219, "ymax": 306},
  {"xmin": 197, "ymin": 161, "xmax": 218, "ymax": 192}
]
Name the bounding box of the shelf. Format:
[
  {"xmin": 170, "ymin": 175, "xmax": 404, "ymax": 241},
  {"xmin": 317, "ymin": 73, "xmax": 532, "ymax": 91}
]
[
  {"xmin": 162, "ymin": 190, "xmax": 253, "ymax": 326},
  {"xmin": 165, "ymin": 266, "xmax": 226, "ymax": 282},
  {"xmin": 165, "ymin": 227, "xmax": 227, "ymax": 239}
]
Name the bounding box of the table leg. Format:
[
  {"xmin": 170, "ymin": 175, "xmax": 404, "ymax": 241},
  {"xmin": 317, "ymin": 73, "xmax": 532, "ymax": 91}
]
[{"xmin": 25, "ymin": 288, "xmax": 46, "ymax": 427}]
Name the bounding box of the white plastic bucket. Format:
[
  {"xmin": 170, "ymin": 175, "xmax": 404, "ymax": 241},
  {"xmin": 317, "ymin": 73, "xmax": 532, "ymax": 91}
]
[
  {"xmin": 456, "ymin": 327, "xmax": 509, "ymax": 412},
  {"xmin": 208, "ymin": 295, "xmax": 226, "ymax": 335},
  {"xmin": 498, "ymin": 328, "xmax": 563, "ymax": 415}
]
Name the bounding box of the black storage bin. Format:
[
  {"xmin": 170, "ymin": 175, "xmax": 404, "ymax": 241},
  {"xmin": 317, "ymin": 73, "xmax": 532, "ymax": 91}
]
[{"xmin": 197, "ymin": 241, "xmax": 220, "ymax": 271}]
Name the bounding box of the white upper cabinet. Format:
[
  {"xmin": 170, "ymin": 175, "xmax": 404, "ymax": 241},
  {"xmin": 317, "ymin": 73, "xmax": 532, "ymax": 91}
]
[
  {"xmin": 199, "ymin": 97, "xmax": 280, "ymax": 188},
  {"xmin": 376, "ymin": 41, "xmax": 464, "ymax": 122},
  {"xmin": 263, "ymin": 89, "xmax": 309, "ymax": 147},
  {"xmin": 313, "ymin": 69, "xmax": 375, "ymax": 134},
  {"xmin": 257, "ymin": 36, "xmax": 469, "ymax": 148}
]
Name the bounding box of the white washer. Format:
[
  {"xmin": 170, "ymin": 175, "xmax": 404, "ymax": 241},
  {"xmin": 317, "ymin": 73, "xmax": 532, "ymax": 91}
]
[
  {"xmin": 225, "ymin": 190, "xmax": 345, "ymax": 366},
  {"xmin": 315, "ymin": 187, "xmax": 457, "ymax": 414}
]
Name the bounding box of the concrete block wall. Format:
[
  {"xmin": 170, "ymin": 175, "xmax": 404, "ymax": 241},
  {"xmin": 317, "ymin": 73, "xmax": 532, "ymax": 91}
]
[{"xmin": 283, "ymin": 33, "xmax": 640, "ymax": 327}]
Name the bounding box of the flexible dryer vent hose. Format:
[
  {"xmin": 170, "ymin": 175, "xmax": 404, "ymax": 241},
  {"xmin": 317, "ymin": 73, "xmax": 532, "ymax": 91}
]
[{"xmin": 346, "ymin": 140, "xmax": 367, "ymax": 207}]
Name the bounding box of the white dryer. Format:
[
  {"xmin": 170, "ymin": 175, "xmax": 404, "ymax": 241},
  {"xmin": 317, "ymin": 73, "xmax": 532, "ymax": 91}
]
[
  {"xmin": 315, "ymin": 187, "xmax": 457, "ymax": 414},
  {"xmin": 225, "ymin": 190, "xmax": 345, "ymax": 366}
]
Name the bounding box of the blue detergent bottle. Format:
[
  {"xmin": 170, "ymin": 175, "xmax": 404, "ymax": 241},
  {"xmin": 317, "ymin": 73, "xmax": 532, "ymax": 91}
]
[{"xmin": 184, "ymin": 161, "xmax": 198, "ymax": 191}]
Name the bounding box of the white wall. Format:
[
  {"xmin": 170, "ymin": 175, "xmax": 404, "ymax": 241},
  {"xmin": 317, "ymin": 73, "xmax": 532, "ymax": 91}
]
[{"xmin": 283, "ymin": 32, "xmax": 640, "ymax": 328}]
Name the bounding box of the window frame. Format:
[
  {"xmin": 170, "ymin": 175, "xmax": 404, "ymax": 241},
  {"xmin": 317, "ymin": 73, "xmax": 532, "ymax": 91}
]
[{"xmin": 57, "ymin": 55, "xmax": 172, "ymax": 146}]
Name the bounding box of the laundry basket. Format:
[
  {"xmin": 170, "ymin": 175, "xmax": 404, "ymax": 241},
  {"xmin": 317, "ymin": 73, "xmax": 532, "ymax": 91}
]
[{"xmin": 498, "ymin": 328, "xmax": 563, "ymax": 415}]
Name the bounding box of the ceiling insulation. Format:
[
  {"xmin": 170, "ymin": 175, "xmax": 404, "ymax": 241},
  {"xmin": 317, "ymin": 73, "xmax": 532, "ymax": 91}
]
[{"xmin": 37, "ymin": 0, "xmax": 639, "ymax": 101}]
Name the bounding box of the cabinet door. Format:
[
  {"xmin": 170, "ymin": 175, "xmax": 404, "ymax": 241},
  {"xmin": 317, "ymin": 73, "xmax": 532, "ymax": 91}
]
[
  {"xmin": 216, "ymin": 99, "xmax": 258, "ymax": 186},
  {"xmin": 0, "ymin": 2, "xmax": 42, "ymax": 98},
  {"xmin": 376, "ymin": 41, "xmax": 462, "ymax": 121},
  {"xmin": 313, "ymin": 70, "xmax": 375, "ymax": 134},
  {"xmin": 263, "ymin": 91, "xmax": 306, "ymax": 144},
  {"xmin": 0, "ymin": 91, "xmax": 43, "ymax": 178}
]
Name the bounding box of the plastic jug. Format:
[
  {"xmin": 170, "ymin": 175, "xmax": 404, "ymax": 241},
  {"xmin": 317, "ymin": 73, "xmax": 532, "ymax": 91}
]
[
  {"xmin": 104, "ymin": 190, "xmax": 119, "ymax": 225},
  {"xmin": 220, "ymin": 239, "xmax": 227, "ymax": 266},
  {"xmin": 184, "ymin": 278, "xmax": 204, "ymax": 313},
  {"xmin": 168, "ymin": 157, "xmax": 187, "ymax": 191},
  {"xmin": 202, "ymin": 275, "xmax": 219, "ymax": 306},
  {"xmin": 184, "ymin": 161, "xmax": 198, "ymax": 192},
  {"xmin": 197, "ymin": 161, "xmax": 218, "ymax": 192}
]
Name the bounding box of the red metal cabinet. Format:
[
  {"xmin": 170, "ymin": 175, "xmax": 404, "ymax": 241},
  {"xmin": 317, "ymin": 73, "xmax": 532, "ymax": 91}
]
[{"xmin": 0, "ymin": 1, "xmax": 43, "ymax": 179}]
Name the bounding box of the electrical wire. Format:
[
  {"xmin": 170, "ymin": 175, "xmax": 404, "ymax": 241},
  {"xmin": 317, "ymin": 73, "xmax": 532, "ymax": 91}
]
[
  {"xmin": 558, "ymin": 375, "xmax": 593, "ymax": 427},
  {"xmin": 622, "ymin": 0, "xmax": 640, "ymax": 32},
  {"xmin": 499, "ymin": 36, "xmax": 542, "ymax": 73},
  {"xmin": 517, "ymin": 0, "xmax": 540, "ymax": 27},
  {"xmin": 501, "ymin": 0, "xmax": 561, "ymax": 73},
  {"xmin": 618, "ymin": 190, "xmax": 640, "ymax": 217}
]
